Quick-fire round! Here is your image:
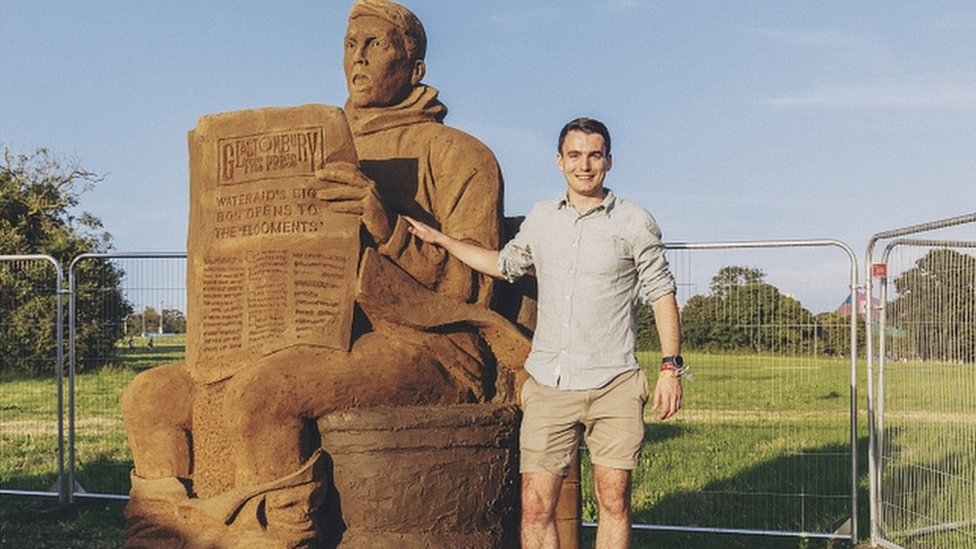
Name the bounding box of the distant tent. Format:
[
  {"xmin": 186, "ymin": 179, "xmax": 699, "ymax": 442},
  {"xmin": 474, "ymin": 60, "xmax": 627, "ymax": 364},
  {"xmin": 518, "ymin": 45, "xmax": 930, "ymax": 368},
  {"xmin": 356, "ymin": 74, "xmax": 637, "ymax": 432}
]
[{"xmin": 836, "ymin": 291, "xmax": 879, "ymax": 321}]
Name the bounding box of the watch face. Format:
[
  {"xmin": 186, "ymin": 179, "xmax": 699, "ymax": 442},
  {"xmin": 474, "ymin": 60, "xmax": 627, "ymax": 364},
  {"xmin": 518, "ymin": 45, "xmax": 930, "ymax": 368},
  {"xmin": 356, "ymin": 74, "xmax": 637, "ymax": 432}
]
[{"xmin": 664, "ymin": 355, "xmax": 683, "ymax": 367}]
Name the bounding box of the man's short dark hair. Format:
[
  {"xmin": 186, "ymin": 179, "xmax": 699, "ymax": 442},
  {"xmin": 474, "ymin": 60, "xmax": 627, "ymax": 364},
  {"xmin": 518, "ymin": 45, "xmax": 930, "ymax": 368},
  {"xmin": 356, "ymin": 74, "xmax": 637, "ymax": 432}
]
[{"xmin": 558, "ymin": 117, "xmax": 611, "ymax": 156}]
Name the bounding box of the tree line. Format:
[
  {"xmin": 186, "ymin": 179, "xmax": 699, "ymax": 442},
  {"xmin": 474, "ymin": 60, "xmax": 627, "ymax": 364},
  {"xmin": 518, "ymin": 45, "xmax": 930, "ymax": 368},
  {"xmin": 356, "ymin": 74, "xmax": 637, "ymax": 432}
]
[
  {"xmin": 639, "ymin": 255, "xmax": 974, "ymax": 364},
  {"xmin": 3, "ymin": 147, "xmax": 973, "ymax": 376},
  {"xmin": 638, "ymin": 266, "xmax": 863, "ymax": 357}
]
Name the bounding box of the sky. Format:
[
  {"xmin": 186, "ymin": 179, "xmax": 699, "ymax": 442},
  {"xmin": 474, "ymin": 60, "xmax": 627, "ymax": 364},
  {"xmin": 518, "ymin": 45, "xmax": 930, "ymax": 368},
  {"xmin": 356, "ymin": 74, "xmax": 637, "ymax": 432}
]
[{"xmin": 2, "ymin": 0, "xmax": 975, "ymax": 313}]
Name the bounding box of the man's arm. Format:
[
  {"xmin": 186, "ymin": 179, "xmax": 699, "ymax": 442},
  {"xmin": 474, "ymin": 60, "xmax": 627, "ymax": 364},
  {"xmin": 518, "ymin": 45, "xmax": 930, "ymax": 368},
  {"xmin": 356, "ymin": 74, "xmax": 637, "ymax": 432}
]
[
  {"xmin": 404, "ymin": 216, "xmax": 504, "ymax": 279},
  {"xmin": 651, "ymin": 292, "xmax": 683, "ymax": 420}
]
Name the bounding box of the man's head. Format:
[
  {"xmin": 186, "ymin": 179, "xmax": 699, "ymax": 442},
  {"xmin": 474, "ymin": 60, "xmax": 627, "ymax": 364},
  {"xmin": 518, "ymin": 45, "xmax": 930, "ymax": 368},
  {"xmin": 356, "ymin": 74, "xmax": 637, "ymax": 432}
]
[
  {"xmin": 556, "ymin": 118, "xmax": 613, "ymax": 203},
  {"xmin": 344, "ymin": 0, "xmax": 427, "ymax": 108},
  {"xmin": 557, "ymin": 117, "xmax": 611, "ymax": 157}
]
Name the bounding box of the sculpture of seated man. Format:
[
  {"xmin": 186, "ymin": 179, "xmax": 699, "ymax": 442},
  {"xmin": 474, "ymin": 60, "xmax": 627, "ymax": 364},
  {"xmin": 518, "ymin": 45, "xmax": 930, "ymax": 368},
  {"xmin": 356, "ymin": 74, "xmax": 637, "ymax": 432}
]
[{"xmin": 121, "ymin": 1, "xmax": 525, "ymax": 547}]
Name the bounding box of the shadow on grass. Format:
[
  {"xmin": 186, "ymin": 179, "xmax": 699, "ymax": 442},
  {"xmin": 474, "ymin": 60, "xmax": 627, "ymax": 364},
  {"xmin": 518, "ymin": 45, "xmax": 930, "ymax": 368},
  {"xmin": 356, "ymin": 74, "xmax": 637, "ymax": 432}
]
[
  {"xmin": 0, "ymin": 495, "xmax": 128, "ymax": 549},
  {"xmin": 3, "ymin": 425, "xmax": 882, "ymax": 549},
  {"xmin": 74, "ymin": 455, "xmax": 134, "ymax": 496},
  {"xmin": 875, "ymin": 424, "xmax": 976, "ymax": 548},
  {"xmin": 606, "ymin": 435, "xmax": 871, "ymax": 549},
  {"xmin": 1, "ymin": 461, "xmax": 130, "ymax": 549}
]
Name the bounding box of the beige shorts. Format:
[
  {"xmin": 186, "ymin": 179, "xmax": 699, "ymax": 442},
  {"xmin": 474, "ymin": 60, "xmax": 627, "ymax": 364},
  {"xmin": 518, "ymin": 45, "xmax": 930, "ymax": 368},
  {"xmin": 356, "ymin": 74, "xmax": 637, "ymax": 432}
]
[{"xmin": 519, "ymin": 369, "xmax": 650, "ymax": 476}]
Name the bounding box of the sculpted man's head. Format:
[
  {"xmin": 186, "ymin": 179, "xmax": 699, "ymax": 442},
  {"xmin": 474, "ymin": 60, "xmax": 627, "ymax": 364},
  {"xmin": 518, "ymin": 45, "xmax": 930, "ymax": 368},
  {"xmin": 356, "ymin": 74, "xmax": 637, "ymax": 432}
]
[{"xmin": 345, "ymin": 0, "xmax": 427, "ymax": 108}]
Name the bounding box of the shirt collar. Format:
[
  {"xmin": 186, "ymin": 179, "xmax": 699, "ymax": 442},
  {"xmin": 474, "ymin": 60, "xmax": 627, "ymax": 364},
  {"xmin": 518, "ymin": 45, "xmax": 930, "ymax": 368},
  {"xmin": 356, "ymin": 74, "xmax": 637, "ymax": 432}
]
[{"xmin": 557, "ymin": 188, "xmax": 617, "ymax": 217}]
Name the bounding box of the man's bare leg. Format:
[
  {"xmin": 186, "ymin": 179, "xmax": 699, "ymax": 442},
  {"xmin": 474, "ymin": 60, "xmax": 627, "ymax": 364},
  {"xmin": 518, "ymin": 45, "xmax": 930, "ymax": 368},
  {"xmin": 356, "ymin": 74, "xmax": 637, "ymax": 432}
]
[
  {"xmin": 521, "ymin": 471, "xmax": 563, "ymax": 549},
  {"xmin": 593, "ymin": 464, "xmax": 632, "ymax": 549}
]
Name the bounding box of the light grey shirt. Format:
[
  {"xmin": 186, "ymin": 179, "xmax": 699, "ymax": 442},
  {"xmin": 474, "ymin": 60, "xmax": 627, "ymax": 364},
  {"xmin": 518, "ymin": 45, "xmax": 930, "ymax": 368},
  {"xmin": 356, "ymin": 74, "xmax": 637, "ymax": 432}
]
[{"xmin": 498, "ymin": 190, "xmax": 676, "ymax": 390}]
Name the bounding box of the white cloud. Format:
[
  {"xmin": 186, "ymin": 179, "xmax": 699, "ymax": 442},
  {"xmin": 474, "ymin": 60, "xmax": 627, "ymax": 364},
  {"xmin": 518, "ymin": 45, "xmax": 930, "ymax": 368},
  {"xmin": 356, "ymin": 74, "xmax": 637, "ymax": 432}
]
[{"xmin": 765, "ymin": 75, "xmax": 976, "ymax": 110}]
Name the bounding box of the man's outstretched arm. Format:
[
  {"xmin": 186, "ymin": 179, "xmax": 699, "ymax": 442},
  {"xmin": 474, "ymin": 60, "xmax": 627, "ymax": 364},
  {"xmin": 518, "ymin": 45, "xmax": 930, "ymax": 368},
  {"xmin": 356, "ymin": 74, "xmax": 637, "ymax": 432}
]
[{"xmin": 404, "ymin": 216, "xmax": 504, "ymax": 279}]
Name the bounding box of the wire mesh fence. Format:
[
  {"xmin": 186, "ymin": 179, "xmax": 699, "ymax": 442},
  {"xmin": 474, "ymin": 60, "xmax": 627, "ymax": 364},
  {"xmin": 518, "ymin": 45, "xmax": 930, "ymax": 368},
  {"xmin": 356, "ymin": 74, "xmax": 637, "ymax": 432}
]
[
  {"xmin": 66, "ymin": 253, "xmax": 186, "ymax": 500},
  {"xmin": 5, "ymin": 219, "xmax": 972, "ymax": 548},
  {"xmin": 0, "ymin": 255, "xmax": 66, "ymax": 500},
  {"xmin": 582, "ymin": 240, "xmax": 860, "ymax": 545},
  {"xmin": 869, "ymin": 215, "xmax": 976, "ymax": 549}
]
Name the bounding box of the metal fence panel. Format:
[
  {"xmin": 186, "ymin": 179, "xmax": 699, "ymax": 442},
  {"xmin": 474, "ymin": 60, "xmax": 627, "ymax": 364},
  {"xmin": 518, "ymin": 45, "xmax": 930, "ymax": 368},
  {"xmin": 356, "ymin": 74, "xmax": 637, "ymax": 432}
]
[
  {"xmin": 67, "ymin": 253, "xmax": 186, "ymax": 500},
  {"xmin": 7, "ymin": 243, "xmax": 863, "ymax": 547},
  {"xmin": 583, "ymin": 240, "xmax": 859, "ymax": 545},
  {"xmin": 867, "ymin": 213, "xmax": 976, "ymax": 549},
  {"xmin": 0, "ymin": 255, "xmax": 66, "ymax": 502}
]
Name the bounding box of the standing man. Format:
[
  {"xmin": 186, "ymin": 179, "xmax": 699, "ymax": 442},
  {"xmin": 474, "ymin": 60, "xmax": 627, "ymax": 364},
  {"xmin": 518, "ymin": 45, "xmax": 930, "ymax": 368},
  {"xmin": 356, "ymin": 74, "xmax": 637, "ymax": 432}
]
[{"xmin": 406, "ymin": 117, "xmax": 684, "ymax": 549}]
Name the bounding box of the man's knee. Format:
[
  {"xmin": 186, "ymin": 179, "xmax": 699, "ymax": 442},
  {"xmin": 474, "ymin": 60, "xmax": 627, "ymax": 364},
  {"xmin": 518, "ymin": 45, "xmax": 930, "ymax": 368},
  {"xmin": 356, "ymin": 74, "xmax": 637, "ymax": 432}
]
[
  {"xmin": 593, "ymin": 465, "xmax": 632, "ymax": 518},
  {"xmin": 521, "ymin": 471, "xmax": 562, "ymax": 524}
]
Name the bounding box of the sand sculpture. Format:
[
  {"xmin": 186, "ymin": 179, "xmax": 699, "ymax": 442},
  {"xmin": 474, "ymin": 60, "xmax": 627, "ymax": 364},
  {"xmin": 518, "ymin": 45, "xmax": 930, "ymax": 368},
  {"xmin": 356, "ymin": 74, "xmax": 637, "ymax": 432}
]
[{"xmin": 120, "ymin": 1, "xmax": 540, "ymax": 547}]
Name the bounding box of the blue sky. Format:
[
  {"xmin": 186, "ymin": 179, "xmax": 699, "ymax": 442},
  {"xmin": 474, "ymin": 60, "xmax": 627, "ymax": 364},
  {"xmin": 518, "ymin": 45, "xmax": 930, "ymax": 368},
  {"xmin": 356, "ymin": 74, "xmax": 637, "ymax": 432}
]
[{"xmin": 2, "ymin": 1, "xmax": 974, "ymax": 312}]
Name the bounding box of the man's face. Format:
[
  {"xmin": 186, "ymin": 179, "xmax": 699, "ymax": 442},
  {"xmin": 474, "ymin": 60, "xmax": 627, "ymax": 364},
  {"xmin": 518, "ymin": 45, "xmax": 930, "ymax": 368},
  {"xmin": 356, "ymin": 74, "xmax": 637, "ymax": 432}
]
[
  {"xmin": 344, "ymin": 15, "xmax": 416, "ymax": 108},
  {"xmin": 557, "ymin": 130, "xmax": 613, "ymax": 200}
]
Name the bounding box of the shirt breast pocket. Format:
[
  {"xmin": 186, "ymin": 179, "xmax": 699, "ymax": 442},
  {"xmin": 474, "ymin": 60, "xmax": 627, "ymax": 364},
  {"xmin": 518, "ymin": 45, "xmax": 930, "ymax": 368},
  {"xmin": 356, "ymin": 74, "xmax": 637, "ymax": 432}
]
[{"xmin": 579, "ymin": 232, "xmax": 633, "ymax": 279}]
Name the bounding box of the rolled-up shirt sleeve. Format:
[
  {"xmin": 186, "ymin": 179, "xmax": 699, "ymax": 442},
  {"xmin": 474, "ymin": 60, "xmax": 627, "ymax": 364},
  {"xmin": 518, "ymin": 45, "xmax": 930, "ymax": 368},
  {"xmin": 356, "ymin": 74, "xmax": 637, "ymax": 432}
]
[
  {"xmin": 634, "ymin": 214, "xmax": 676, "ymax": 302},
  {"xmin": 498, "ymin": 238, "xmax": 534, "ymax": 283}
]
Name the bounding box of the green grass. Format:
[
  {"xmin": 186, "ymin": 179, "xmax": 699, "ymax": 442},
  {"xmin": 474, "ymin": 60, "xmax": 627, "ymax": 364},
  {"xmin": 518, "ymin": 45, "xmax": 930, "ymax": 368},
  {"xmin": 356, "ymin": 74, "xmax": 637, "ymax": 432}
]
[
  {"xmin": 0, "ymin": 337, "xmax": 184, "ymax": 548},
  {"xmin": 0, "ymin": 497, "xmax": 128, "ymax": 549},
  {"xmin": 2, "ymin": 349, "xmax": 973, "ymax": 548}
]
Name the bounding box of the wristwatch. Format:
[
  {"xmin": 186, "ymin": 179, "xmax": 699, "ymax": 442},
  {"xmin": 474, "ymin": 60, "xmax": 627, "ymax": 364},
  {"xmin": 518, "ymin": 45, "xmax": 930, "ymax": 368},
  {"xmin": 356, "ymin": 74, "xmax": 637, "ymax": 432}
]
[{"xmin": 661, "ymin": 355, "xmax": 683, "ymax": 368}]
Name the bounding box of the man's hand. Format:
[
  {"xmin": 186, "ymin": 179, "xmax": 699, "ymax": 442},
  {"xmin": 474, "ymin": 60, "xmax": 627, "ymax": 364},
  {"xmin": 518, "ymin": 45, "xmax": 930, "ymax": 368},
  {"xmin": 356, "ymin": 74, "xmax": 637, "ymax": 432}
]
[
  {"xmin": 651, "ymin": 374, "xmax": 683, "ymax": 420},
  {"xmin": 404, "ymin": 216, "xmax": 446, "ymax": 246},
  {"xmin": 405, "ymin": 216, "xmax": 503, "ymax": 279},
  {"xmin": 316, "ymin": 162, "xmax": 393, "ymax": 243}
]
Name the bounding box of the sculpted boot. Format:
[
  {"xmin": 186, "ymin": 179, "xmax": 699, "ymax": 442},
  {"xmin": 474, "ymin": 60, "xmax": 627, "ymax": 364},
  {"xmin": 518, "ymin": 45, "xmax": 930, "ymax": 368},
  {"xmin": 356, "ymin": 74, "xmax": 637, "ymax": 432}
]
[
  {"xmin": 175, "ymin": 449, "xmax": 331, "ymax": 549},
  {"xmin": 123, "ymin": 473, "xmax": 192, "ymax": 549}
]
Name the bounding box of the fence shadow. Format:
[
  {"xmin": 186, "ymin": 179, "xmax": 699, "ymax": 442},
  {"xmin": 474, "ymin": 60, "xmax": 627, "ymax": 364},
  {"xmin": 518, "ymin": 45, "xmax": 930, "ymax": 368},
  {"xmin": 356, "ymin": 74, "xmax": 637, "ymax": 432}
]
[{"xmin": 618, "ymin": 435, "xmax": 870, "ymax": 549}]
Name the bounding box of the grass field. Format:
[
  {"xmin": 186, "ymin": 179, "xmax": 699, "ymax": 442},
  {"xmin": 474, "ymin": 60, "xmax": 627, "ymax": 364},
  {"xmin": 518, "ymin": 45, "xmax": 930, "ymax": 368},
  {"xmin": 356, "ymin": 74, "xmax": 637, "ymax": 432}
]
[{"xmin": 2, "ymin": 345, "xmax": 972, "ymax": 548}]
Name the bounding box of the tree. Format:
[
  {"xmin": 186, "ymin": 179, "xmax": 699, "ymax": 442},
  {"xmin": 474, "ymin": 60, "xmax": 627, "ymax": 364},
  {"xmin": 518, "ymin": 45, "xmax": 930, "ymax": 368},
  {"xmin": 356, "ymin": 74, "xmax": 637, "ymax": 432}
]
[
  {"xmin": 636, "ymin": 297, "xmax": 660, "ymax": 352},
  {"xmin": 710, "ymin": 266, "xmax": 766, "ymax": 298},
  {"xmin": 812, "ymin": 310, "xmax": 864, "ymax": 358},
  {"xmin": 1, "ymin": 147, "xmax": 133, "ymax": 375},
  {"xmin": 889, "ymin": 248, "xmax": 976, "ymax": 363},
  {"xmin": 126, "ymin": 306, "xmax": 187, "ymax": 336},
  {"xmin": 682, "ymin": 265, "xmax": 818, "ymax": 354}
]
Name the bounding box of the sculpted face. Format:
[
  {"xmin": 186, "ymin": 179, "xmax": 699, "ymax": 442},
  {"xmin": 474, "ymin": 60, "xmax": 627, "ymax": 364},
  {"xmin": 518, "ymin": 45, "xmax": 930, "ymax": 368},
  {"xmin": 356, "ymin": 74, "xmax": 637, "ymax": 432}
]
[{"xmin": 344, "ymin": 15, "xmax": 421, "ymax": 108}]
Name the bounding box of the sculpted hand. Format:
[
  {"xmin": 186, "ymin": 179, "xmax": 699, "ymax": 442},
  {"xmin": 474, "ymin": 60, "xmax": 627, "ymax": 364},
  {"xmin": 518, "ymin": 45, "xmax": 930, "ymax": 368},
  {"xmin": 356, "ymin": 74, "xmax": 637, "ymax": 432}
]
[
  {"xmin": 316, "ymin": 162, "xmax": 393, "ymax": 243},
  {"xmin": 651, "ymin": 375, "xmax": 683, "ymax": 420}
]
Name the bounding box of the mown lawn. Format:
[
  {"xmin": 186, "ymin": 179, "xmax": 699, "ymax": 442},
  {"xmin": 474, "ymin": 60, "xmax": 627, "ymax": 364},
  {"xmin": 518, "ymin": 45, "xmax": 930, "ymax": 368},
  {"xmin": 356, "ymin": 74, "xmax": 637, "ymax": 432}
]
[{"xmin": 2, "ymin": 347, "xmax": 972, "ymax": 548}]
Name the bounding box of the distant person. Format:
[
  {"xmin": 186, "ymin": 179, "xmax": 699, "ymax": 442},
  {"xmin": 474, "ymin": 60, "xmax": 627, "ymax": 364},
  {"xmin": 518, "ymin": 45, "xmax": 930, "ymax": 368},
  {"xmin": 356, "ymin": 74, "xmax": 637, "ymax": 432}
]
[
  {"xmin": 128, "ymin": 337, "xmax": 135, "ymax": 352},
  {"xmin": 406, "ymin": 117, "xmax": 685, "ymax": 549},
  {"xmin": 146, "ymin": 337, "xmax": 153, "ymax": 351}
]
